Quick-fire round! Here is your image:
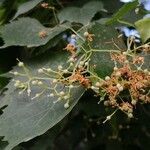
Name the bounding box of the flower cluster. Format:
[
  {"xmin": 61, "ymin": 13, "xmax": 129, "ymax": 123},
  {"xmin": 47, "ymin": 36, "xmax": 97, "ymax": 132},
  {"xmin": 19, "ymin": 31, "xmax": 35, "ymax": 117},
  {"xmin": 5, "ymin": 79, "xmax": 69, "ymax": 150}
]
[
  {"xmin": 92, "ymin": 49, "xmax": 150, "ymax": 118},
  {"xmin": 11, "ymin": 60, "xmax": 79, "ymax": 109},
  {"xmin": 11, "ymin": 32, "xmax": 94, "ymax": 109},
  {"xmin": 11, "ymin": 28, "xmax": 150, "ymax": 121},
  {"xmin": 69, "ymin": 67, "xmax": 91, "ymax": 88}
]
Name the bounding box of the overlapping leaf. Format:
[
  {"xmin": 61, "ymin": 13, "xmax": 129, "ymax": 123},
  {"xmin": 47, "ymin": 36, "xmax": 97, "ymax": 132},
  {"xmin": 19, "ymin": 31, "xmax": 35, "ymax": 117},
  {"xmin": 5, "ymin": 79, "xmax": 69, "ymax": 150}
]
[
  {"xmin": 106, "ymin": 1, "xmax": 138, "ymax": 25},
  {"xmin": 135, "ymin": 18, "xmax": 150, "ymax": 42},
  {"xmin": 88, "ymin": 23, "xmax": 125, "ymax": 78},
  {"xmin": 12, "ymin": 0, "xmax": 44, "ymax": 20},
  {"xmin": 0, "ymin": 17, "xmax": 66, "ymax": 48},
  {"xmin": 0, "ymin": 51, "xmax": 85, "ymax": 150},
  {"xmin": 58, "ymin": 1, "xmax": 106, "ymax": 25}
]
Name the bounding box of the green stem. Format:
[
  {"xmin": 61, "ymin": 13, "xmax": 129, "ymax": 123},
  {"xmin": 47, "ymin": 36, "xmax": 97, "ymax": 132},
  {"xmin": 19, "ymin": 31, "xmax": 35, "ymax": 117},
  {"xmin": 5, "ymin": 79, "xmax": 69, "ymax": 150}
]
[{"xmin": 89, "ymin": 49, "xmax": 121, "ymax": 53}]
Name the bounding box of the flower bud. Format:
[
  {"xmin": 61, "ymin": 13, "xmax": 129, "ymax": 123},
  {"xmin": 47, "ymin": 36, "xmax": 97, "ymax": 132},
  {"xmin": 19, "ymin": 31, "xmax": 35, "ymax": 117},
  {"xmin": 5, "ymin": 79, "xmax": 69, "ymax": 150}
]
[
  {"xmin": 64, "ymin": 102, "xmax": 69, "ymax": 109},
  {"xmin": 27, "ymin": 89, "xmax": 31, "ymax": 96},
  {"xmin": 85, "ymin": 62, "xmax": 89, "ymax": 66},
  {"xmin": 79, "ymin": 61, "xmax": 84, "ymax": 66},
  {"xmin": 64, "ymin": 95, "xmax": 70, "ymax": 100},
  {"xmin": 38, "ymin": 68, "xmax": 44, "ymax": 74},
  {"xmin": 14, "ymin": 72, "xmax": 19, "ymax": 76},
  {"xmin": 32, "ymin": 80, "xmax": 38, "ymax": 85},
  {"xmin": 95, "ymin": 82, "xmax": 100, "ymax": 87},
  {"xmin": 53, "ymin": 79, "xmax": 57, "ymax": 83},
  {"xmin": 105, "ymin": 76, "xmax": 110, "ymax": 81},
  {"xmin": 84, "ymin": 32, "xmax": 89, "ymax": 37},
  {"xmin": 59, "ymin": 91, "xmax": 65, "ymax": 96},
  {"xmin": 63, "ymin": 69, "xmax": 68, "ymax": 73},
  {"xmin": 68, "ymin": 57, "xmax": 74, "ymax": 62},
  {"xmin": 49, "ymin": 93, "xmax": 54, "ymax": 97},
  {"xmin": 128, "ymin": 113, "xmax": 133, "ymax": 118},
  {"xmin": 115, "ymin": 71, "xmax": 121, "ymax": 77},
  {"xmin": 47, "ymin": 68, "xmax": 52, "ymax": 72},
  {"xmin": 69, "ymin": 85, "xmax": 74, "ymax": 89},
  {"xmin": 123, "ymin": 52, "xmax": 127, "ymax": 55},
  {"xmin": 131, "ymin": 100, "xmax": 137, "ymax": 105},
  {"xmin": 144, "ymin": 69, "xmax": 148, "ymax": 74},
  {"xmin": 124, "ymin": 60, "xmax": 129, "ymax": 64},
  {"xmin": 137, "ymin": 67, "xmax": 141, "ymax": 71},
  {"xmin": 104, "ymin": 101, "xmax": 109, "ymax": 106},
  {"xmin": 58, "ymin": 65, "xmax": 63, "ymax": 70},
  {"xmin": 18, "ymin": 62, "xmax": 24, "ymax": 67},
  {"xmin": 91, "ymin": 86, "xmax": 96, "ymax": 90},
  {"xmin": 70, "ymin": 63, "xmax": 74, "ymax": 66},
  {"xmin": 118, "ymin": 86, "xmax": 124, "ymax": 91},
  {"xmin": 38, "ymin": 81, "xmax": 43, "ymax": 85},
  {"xmin": 71, "ymin": 34, "xmax": 76, "ymax": 39},
  {"xmin": 14, "ymin": 82, "xmax": 20, "ymax": 87},
  {"xmin": 106, "ymin": 115, "xmax": 111, "ymax": 120},
  {"xmin": 113, "ymin": 67, "xmax": 118, "ymax": 71},
  {"xmin": 116, "ymin": 83, "xmax": 121, "ymax": 88}
]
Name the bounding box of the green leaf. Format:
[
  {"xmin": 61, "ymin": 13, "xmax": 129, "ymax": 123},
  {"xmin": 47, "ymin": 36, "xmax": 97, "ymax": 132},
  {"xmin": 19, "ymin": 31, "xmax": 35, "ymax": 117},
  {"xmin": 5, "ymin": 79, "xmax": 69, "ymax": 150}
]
[
  {"xmin": 0, "ymin": 17, "xmax": 66, "ymax": 48},
  {"xmin": 135, "ymin": 18, "xmax": 150, "ymax": 42},
  {"xmin": 106, "ymin": 0, "xmax": 138, "ymax": 25},
  {"xmin": 89, "ymin": 23, "xmax": 125, "ymax": 78},
  {"xmin": 12, "ymin": 0, "xmax": 44, "ymax": 20},
  {"xmin": 0, "ymin": 51, "xmax": 85, "ymax": 150},
  {"xmin": 0, "ymin": 76, "xmax": 9, "ymax": 90},
  {"xmin": 58, "ymin": 1, "xmax": 106, "ymax": 25},
  {"xmin": 101, "ymin": 0, "xmax": 122, "ymax": 13}
]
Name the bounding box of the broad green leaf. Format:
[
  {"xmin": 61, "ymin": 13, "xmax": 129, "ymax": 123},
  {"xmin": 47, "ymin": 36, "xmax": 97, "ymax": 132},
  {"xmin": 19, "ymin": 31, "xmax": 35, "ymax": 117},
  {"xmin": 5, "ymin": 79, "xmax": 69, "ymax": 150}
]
[
  {"xmin": 0, "ymin": 51, "xmax": 85, "ymax": 150},
  {"xmin": 58, "ymin": 1, "xmax": 106, "ymax": 25},
  {"xmin": 12, "ymin": 0, "xmax": 44, "ymax": 20},
  {"xmin": 0, "ymin": 17, "xmax": 66, "ymax": 48},
  {"xmin": 0, "ymin": 76, "xmax": 9, "ymax": 90},
  {"xmin": 88, "ymin": 23, "xmax": 125, "ymax": 78},
  {"xmin": 135, "ymin": 18, "xmax": 150, "ymax": 42},
  {"xmin": 106, "ymin": 1, "xmax": 138, "ymax": 25},
  {"xmin": 101, "ymin": 0, "xmax": 121, "ymax": 13}
]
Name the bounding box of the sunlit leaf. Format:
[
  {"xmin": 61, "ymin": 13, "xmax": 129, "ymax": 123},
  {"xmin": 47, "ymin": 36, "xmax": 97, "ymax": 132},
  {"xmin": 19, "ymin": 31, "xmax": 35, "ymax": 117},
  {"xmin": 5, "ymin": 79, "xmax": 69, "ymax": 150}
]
[
  {"xmin": 0, "ymin": 51, "xmax": 85, "ymax": 150},
  {"xmin": 0, "ymin": 17, "xmax": 66, "ymax": 48},
  {"xmin": 135, "ymin": 18, "xmax": 150, "ymax": 42}
]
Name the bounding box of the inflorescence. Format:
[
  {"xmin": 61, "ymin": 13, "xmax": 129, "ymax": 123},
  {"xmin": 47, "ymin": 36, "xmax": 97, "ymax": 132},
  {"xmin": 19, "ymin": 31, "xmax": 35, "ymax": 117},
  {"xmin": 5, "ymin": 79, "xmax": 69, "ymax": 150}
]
[{"xmin": 11, "ymin": 28, "xmax": 150, "ymax": 122}]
